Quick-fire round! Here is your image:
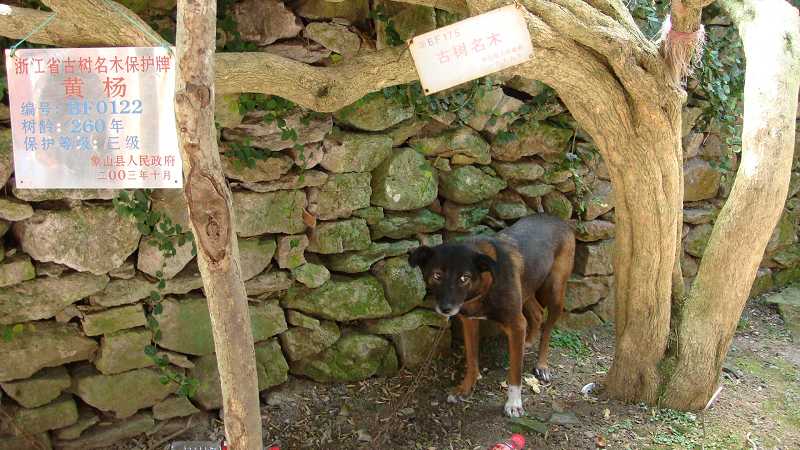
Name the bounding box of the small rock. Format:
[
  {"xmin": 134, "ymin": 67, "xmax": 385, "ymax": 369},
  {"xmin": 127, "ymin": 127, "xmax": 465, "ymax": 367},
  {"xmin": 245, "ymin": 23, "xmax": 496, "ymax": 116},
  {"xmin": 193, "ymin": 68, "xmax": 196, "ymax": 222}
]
[
  {"xmin": 542, "ymin": 191, "xmax": 573, "ymax": 220},
  {"xmin": 276, "ymin": 235, "xmax": 309, "ymax": 269},
  {"xmin": 335, "ymin": 92, "xmax": 414, "ymax": 131},
  {"xmin": 371, "ymin": 256, "xmax": 426, "ymax": 314},
  {"xmin": 93, "ymin": 328, "xmax": 153, "ymax": 375},
  {"xmin": 492, "ymin": 120, "xmax": 572, "ymax": 162},
  {"xmin": 232, "ymin": 0, "xmax": 302, "ymax": 46},
  {"xmin": 326, "ymin": 240, "xmax": 419, "ymax": 273},
  {"xmin": 238, "ymin": 237, "xmax": 277, "ymax": 281},
  {"xmin": 0, "ymin": 366, "xmax": 71, "ymax": 408},
  {"xmin": 223, "ymin": 111, "xmax": 331, "ymax": 151},
  {"xmin": 279, "ymin": 320, "xmax": 340, "ymax": 362},
  {"xmin": 514, "ymin": 183, "xmax": 554, "ymax": 198},
  {"xmin": 410, "ymin": 128, "xmax": 491, "ymax": 165},
  {"xmin": 261, "ymin": 39, "xmax": 332, "ymax": 63},
  {"xmin": 584, "ymin": 180, "xmax": 614, "ymax": 221},
  {"xmin": 370, "ymin": 209, "xmax": 445, "ymax": 240},
  {"xmin": 221, "ymin": 153, "xmax": 293, "ymax": 183},
  {"xmin": 321, "ymin": 130, "xmax": 392, "ymax": 173},
  {"xmin": 238, "ymin": 169, "xmax": 328, "ymax": 193},
  {"xmin": 233, "ymin": 190, "xmax": 307, "ymax": 236},
  {"xmin": 0, "ymin": 197, "xmax": 34, "ymax": 221},
  {"xmin": 0, "ymin": 322, "xmax": 98, "ymax": 382},
  {"xmin": 245, "ymin": 270, "xmax": 294, "ymax": 297},
  {"xmin": 81, "ymin": 304, "xmax": 147, "ymax": 337},
  {"xmin": 0, "ymin": 272, "xmax": 109, "ymax": 325},
  {"xmin": 70, "ymin": 365, "xmax": 177, "ymax": 419},
  {"xmin": 158, "ymin": 297, "xmax": 287, "ymax": 355},
  {"xmin": 13, "ymin": 205, "xmax": 141, "ymax": 275},
  {"xmin": 292, "ymin": 263, "xmax": 331, "ymax": 288},
  {"xmin": 304, "ymin": 21, "xmax": 361, "ymax": 56},
  {"xmin": 439, "ymin": 165, "xmax": 506, "ymax": 204},
  {"xmin": 684, "ymin": 224, "xmax": 713, "ymax": 258},
  {"xmin": 371, "ymin": 148, "xmax": 438, "ymax": 211},
  {"xmin": 492, "ymin": 160, "xmax": 545, "ymax": 181},
  {"xmin": 307, "ymin": 218, "xmax": 371, "ymax": 254},
  {"xmin": 136, "ymin": 235, "xmax": 195, "ymax": 280},
  {"xmin": 0, "ymin": 254, "xmax": 35, "ymax": 287},
  {"xmin": 152, "ymin": 396, "xmax": 200, "ymax": 421},
  {"xmin": 684, "ymin": 158, "xmax": 721, "ymax": 201},
  {"xmin": 52, "ymin": 412, "xmax": 154, "ymax": 449},
  {"xmin": 282, "ymin": 274, "xmax": 391, "ymax": 321},
  {"xmin": 575, "ymin": 220, "xmax": 615, "ymax": 242},
  {"xmin": 290, "ymin": 333, "xmax": 394, "ymax": 382},
  {"xmin": 1, "ymin": 394, "xmax": 78, "ymax": 435},
  {"xmin": 308, "ymin": 172, "xmax": 372, "ymax": 220},
  {"xmin": 683, "ymin": 207, "xmax": 717, "ymax": 225},
  {"xmin": 548, "ymin": 411, "xmax": 580, "ymax": 425}
]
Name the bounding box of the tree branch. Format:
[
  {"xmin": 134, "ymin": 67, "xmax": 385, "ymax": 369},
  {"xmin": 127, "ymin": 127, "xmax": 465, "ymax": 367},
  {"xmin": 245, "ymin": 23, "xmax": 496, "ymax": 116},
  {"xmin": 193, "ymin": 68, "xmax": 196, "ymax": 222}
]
[
  {"xmin": 215, "ymin": 47, "xmax": 418, "ymax": 112},
  {"xmin": 0, "ymin": 4, "xmax": 82, "ymax": 46},
  {"xmin": 41, "ymin": 0, "xmax": 155, "ymax": 46}
]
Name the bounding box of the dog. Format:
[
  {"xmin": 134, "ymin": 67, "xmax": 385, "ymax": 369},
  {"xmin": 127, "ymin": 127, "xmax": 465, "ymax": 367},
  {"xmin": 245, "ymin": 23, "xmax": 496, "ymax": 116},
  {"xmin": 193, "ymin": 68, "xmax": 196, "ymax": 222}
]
[{"xmin": 409, "ymin": 214, "xmax": 575, "ymax": 417}]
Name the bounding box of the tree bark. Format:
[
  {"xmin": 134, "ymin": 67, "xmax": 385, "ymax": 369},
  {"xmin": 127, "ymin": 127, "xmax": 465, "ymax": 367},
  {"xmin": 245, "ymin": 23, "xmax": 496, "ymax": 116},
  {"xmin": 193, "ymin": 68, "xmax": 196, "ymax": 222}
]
[
  {"xmin": 174, "ymin": 1, "xmax": 262, "ymax": 448},
  {"xmin": 661, "ymin": 0, "xmax": 800, "ymax": 410}
]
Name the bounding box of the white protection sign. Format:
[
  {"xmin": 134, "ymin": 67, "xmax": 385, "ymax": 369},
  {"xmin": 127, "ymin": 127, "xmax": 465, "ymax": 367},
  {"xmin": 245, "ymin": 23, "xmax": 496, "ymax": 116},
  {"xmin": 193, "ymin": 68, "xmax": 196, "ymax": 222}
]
[
  {"xmin": 5, "ymin": 46, "xmax": 182, "ymax": 189},
  {"xmin": 409, "ymin": 5, "xmax": 534, "ymax": 95}
]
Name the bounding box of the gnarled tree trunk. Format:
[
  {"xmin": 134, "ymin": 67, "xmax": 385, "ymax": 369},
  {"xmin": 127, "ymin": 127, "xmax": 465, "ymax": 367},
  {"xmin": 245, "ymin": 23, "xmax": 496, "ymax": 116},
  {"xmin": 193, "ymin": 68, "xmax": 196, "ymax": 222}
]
[
  {"xmin": 174, "ymin": 1, "xmax": 262, "ymax": 448},
  {"xmin": 661, "ymin": 0, "xmax": 800, "ymax": 409}
]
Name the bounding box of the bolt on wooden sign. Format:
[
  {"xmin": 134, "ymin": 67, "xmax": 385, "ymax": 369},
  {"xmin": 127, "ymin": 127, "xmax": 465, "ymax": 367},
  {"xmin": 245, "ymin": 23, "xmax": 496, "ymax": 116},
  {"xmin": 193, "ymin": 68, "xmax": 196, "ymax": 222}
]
[
  {"xmin": 4, "ymin": 47, "xmax": 182, "ymax": 189},
  {"xmin": 409, "ymin": 5, "xmax": 534, "ymax": 95}
]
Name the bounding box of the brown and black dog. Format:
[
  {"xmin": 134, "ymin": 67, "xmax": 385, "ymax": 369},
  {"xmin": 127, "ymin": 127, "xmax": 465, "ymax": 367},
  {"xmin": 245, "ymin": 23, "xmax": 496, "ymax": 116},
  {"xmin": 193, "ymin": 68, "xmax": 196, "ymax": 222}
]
[{"xmin": 409, "ymin": 214, "xmax": 575, "ymax": 417}]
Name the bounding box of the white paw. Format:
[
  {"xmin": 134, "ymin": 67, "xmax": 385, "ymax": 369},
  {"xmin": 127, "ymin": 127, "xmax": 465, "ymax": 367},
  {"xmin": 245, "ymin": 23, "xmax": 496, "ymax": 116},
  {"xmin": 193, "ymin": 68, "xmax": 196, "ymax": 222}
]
[
  {"xmin": 504, "ymin": 385, "xmax": 525, "ymax": 417},
  {"xmin": 447, "ymin": 394, "xmax": 460, "ymax": 404}
]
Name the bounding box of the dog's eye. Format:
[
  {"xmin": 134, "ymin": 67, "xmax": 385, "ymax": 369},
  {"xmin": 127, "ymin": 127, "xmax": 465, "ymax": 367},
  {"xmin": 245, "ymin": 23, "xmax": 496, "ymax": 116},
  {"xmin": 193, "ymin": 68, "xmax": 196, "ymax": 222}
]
[
  {"xmin": 432, "ymin": 272, "xmax": 442, "ymax": 281},
  {"xmin": 459, "ymin": 274, "xmax": 471, "ymax": 284}
]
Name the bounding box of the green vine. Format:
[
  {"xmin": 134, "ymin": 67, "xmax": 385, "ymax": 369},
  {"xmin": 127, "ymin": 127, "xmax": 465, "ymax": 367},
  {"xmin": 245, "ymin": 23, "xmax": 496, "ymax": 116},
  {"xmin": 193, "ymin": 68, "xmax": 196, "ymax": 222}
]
[
  {"xmin": 369, "ymin": 4, "xmax": 403, "ymax": 47},
  {"xmin": 695, "ymin": 23, "xmax": 745, "ymax": 172},
  {"xmin": 235, "ymin": 93, "xmax": 324, "ymax": 175},
  {"xmin": 113, "ymin": 190, "xmax": 198, "ymax": 398},
  {"xmin": 1, "ymin": 323, "xmax": 24, "ymax": 342}
]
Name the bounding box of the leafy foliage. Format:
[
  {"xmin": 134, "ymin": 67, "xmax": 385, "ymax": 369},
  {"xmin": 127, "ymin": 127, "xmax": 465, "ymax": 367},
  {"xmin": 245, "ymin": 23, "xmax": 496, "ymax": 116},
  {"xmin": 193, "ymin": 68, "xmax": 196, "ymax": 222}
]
[
  {"xmin": 551, "ymin": 329, "xmax": 592, "ymax": 359},
  {"xmin": 114, "ymin": 190, "xmax": 198, "ymax": 397},
  {"xmin": 235, "ymin": 93, "xmax": 320, "ymax": 172},
  {"xmin": 369, "ymin": 4, "xmax": 403, "ymax": 47}
]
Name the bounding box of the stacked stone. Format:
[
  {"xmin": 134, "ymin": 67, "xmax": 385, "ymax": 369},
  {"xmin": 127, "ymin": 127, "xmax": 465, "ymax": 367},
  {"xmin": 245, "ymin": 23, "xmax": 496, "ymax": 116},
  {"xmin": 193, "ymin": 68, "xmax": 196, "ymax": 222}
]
[{"xmin": 1, "ymin": 1, "xmax": 800, "ymax": 448}]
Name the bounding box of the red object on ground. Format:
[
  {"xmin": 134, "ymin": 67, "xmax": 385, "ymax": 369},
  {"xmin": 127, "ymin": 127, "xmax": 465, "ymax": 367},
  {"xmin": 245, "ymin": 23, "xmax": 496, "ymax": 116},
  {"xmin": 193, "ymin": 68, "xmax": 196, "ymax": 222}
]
[{"xmin": 489, "ymin": 434, "xmax": 525, "ymax": 450}]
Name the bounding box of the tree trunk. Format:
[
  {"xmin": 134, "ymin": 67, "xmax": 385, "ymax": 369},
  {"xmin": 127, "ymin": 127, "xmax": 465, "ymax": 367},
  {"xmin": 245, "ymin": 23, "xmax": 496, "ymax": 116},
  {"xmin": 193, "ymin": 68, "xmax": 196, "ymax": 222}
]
[
  {"xmin": 601, "ymin": 123, "xmax": 684, "ymax": 404},
  {"xmin": 174, "ymin": 1, "xmax": 263, "ymax": 448},
  {"xmin": 661, "ymin": 0, "xmax": 800, "ymax": 409}
]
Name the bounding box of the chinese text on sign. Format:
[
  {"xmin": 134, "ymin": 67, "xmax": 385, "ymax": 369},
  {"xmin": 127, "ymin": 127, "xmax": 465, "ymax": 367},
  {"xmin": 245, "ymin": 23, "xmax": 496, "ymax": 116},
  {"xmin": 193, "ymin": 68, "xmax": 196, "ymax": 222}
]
[
  {"xmin": 5, "ymin": 47, "xmax": 182, "ymax": 189},
  {"xmin": 409, "ymin": 5, "xmax": 534, "ymax": 95}
]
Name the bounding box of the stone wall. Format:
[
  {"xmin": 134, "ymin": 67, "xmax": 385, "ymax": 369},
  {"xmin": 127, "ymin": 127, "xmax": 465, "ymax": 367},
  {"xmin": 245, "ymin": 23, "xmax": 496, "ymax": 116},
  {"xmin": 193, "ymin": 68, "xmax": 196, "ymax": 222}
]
[{"xmin": 1, "ymin": 1, "xmax": 799, "ymax": 448}]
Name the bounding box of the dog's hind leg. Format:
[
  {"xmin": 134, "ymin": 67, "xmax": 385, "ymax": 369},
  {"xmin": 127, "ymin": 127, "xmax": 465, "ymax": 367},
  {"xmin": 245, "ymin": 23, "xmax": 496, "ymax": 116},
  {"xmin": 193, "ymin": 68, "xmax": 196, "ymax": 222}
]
[{"xmin": 534, "ymin": 263, "xmax": 570, "ymax": 382}]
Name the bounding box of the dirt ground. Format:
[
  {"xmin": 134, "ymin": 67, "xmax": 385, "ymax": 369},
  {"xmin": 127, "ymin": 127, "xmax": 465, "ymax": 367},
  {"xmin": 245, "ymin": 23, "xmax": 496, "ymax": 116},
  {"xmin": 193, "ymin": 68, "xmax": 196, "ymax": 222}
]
[{"xmin": 124, "ymin": 299, "xmax": 800, "ymax": 450}]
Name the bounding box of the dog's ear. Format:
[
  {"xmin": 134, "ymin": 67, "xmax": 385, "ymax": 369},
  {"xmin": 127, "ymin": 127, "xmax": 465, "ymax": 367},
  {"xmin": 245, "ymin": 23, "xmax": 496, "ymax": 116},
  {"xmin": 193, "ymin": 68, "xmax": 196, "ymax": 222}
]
[
  {"xmin": 474, "ymin": 253, "xmax": 497, "ymax": 275},
  {"xmin": 408, "ymin": 246, "xmax": 433, "ymax": 268}
]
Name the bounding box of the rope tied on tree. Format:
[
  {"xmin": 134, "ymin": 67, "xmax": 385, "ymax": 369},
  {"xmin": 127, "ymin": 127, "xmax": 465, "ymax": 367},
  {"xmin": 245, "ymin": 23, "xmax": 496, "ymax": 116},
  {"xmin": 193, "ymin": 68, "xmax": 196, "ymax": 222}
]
[
  {"xmin": 657, "ymin": 15, "xmax": 707, "ymax": 82},
  {"xmin": 9, "ymin": 12, "xmax": 57, "ymax": 58},
  {"xmin": 102, "ymin": 0, "xmax": 174, "ymax": 55}
]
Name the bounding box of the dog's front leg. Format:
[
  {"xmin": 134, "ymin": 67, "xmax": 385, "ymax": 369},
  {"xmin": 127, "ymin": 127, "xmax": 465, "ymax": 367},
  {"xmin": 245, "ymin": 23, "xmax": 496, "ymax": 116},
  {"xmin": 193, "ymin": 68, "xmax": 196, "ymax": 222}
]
[
  {"xmin": 502, "ymin": 316, "xmax": 527, "ymax": 417},
  {"xmin": 449, "ymin": 315, "xmax": 480, "ymax": 402}
]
